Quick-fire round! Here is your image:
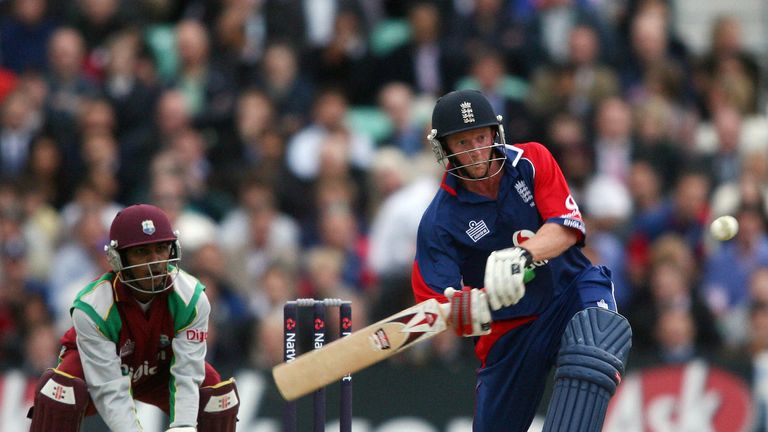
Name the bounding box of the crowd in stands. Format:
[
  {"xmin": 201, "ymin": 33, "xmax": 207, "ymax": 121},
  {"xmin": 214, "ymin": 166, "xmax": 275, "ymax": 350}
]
[{"xmin": 0, "ymin": 0, "xmax": 767, "ymax": 389}]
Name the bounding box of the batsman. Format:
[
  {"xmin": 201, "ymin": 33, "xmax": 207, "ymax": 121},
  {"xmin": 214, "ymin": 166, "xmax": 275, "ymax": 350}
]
[
  {"xmin": 27, "ymin": 204, "xmax": 239, "ymax": 432},
  {"xmin": 414, "ymin": 89, "xmax": 632, "ymax": 431}
]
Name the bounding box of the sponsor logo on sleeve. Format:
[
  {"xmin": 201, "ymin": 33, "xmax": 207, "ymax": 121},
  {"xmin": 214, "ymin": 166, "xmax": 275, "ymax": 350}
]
[
  {"xmin": 185, "ymin": 328, "xmax": 208, "ymax": 343},
  {"xmin": 558, "ymin": 195, "xmax": 582, "ymax": 219}
]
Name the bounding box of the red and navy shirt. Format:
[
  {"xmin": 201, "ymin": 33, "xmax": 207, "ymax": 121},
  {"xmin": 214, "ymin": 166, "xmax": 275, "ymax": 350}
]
[{"xmin": 412, "ymin": 142, "xmax": 590, "ymax": 321}]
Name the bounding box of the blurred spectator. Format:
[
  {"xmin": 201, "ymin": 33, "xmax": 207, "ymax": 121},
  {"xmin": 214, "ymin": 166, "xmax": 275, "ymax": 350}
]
[
  {"xmin": 149, "ymin": 170, "xmax": 217, "ymax": 254},
  {"xmin": 22, "ymin": 136, "xmax": 65, "ymax": 207},
  {"xmin": 627, "ymin": 170, "xmax": 711, "ymax": 274},
  {"xmin": 155, "ymin": 89, "xmax": 192, "ymax": 145},
  {"xmin": 218, "ymin": 176, "xmax": 300, "ymax": 297},
  {"xmin": 545, "ymin": 113, "xmax": 593, "ymax": 195},
  {"xmin": 376, "ymin": 82, "xmax": 426, "ymax": 156},
  {"xmin": 70, "ymin": 0, "xmax": 130, "ymax": 81},
  {"xmin": 366, "ymin": 147, "xmax": 411, "ymax": 219},
  {"xmin": 313, "ymin": 201, "xmax": 372, "ymax": 293},
  {"xmin": 457, "ymin": 48, "xmax": 532, "ymax": 143},
  {"xmin": 21, "ymin": 322, "xmax": 58, "ymax": 377},
  {"xmin": 693, "ymin": 15, "xmax": 761, "ymax": 119},
  {"xmin": 710, "ymin": 155, "xmax": 768, "ymax": 223},
  {"xmin": 376, "ymin": 1, "xmax": 465, "ymax": 97},
  {"xmin": 652, "ymin": 307, "xmax": 699, "ymax": 364},
  {"xmin": 703, "ymin": 202, "xmax": 768, "ymax": 320},
  {"xmin": 631, "ymin": 96, "xmax": 684, "ymax": 190},
  {"xmin": 254, "ymin": 261, "xmax": 300, "ymax": 322},
  {"xmin": 523, "ymin": 0, "xmax": 617, "ymax": 70},
  {"xmin": 285, "ymin": 87, "xmax": 374, "ymax": 181},
  {"xmin": 446, "ymin": 0, "xmax": 527, "ymax": 76},
  {"xmin": 367, "ymin": 156, "xmax": 440, "ymax": 320},
  {"xmin": 581, "ymin": 175, "xmax": 632, "ymax": 306},
  {"xmin": 186, "ymin": 242, "xmax": 252, "ymax": 377},
  {"xmin": 211, "ymin": 0, "xmax": 267, "ymax": 80},
  {"xmin": 102, "ymin": 29, "xmax": 161, "ymax": 195},
  {"xmin": 251, "ymin": 41, "xmax": 315, "ymax": 135},
  {"xmin": 0, "ymin": 90, "xmax": 39, "ymax": 176},
  {"xmin": 299, "ymin": 246, "xmax": 368, "ymax": 322},
  {"xmin": 59, "ymin": 178, "xmax": 121, "ymax": 234},
  {"xmin": 627, "ymin": 160, "xmax": 663, "ymax": 215},
  {"xmin": 0, "ymin": 0, "xmax": 59, "ymax": 74},
  {"xmin": 213, "ymin": 89, "xmax": 279, "ymax": 189},
  {"xmin": 1, "ymin": 229, "xmax": 49, "ymax": 302},
  {"xmin": 696, "ymin": 104, "xmax": 768, "ymax": 188},
  {"xmin": 620, "ymin": 6, "xmax": 688, "ymax": 105},
  {"xmin": 718, "ymin": 267, "xmax": 768, "ymax": 350},
  {"xmin": 48, "ymin": 208, "xmax": 109, "ymax": 331},
  {"xmin": 592, "ymin": 97, "xmax": 633, "ymax": 184},
  {"xmin": 43, "ymin": 27, "xmax": 99, "ymax": 150},
  {"xmin": 172, "ymin": 19, "xmax": 236, "ymax": 132},
  {"xmin": 528, "ymin": 24, "xmax": 619, "ymax": 127},
  {"xmin": 304, "ymin": 8, "xmax": 375, "ymax": 104},
  {"xmin": 167, "ymin": 127, "xmax": 231, "ymax": 220},
  {"xmin": 628, "ymin": 258, "xmax": 721, "ymax": 357}
]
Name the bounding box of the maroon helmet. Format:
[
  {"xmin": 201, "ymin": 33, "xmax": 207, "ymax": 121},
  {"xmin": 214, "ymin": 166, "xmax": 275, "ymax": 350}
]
[{"xmin": 105, "ymin": 204, "xmax": 181, "ymax": 293}]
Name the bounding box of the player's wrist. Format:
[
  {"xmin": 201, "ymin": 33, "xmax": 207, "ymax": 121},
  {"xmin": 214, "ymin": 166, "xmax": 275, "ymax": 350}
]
[{"xmin": 516, "ymin": 247, "xmax": 532, "ymax": 267}]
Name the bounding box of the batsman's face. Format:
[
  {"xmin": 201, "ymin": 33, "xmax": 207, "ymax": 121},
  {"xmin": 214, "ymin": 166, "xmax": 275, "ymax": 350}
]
[
  {"xmin": 445, "ymin": 126, "xmax": 496, "ymax": 179},
  {"xmin": 123, "ymin": 242, "xmax": 172, "ymax": 291}
]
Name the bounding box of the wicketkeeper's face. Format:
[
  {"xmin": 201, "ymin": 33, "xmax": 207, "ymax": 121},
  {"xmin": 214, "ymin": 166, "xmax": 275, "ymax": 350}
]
[{"xmin": 123, "ymin": 241, "xmax": 173, "ymax": 292}]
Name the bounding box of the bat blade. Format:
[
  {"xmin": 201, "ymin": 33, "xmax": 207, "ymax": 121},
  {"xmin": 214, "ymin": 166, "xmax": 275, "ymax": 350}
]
[{"xmin": 272, "ymin": 298, "xmax": 450, "ymax": 401}]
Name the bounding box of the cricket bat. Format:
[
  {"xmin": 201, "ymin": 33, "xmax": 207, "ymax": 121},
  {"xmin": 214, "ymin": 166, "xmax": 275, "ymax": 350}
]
[{"xmin": 272, "ymin": 298, "xmax": 451, "ymax": 401}]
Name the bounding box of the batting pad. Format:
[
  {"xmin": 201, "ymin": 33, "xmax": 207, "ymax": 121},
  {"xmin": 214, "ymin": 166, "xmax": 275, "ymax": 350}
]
[{"xmin": 542, "ymin": 307, "xmax": 632, "ymax": 432}]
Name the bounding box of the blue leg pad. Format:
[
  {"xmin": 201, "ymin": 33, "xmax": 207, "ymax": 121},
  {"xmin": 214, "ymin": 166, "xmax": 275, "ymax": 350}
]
[{"xmin": 542, "ymin": 307, "xmax": 632, "ymax": 432}]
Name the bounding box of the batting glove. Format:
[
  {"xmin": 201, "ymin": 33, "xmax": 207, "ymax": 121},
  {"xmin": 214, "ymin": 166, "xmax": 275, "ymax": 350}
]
[
  {"xmin": 444, "ymin": 287, "xmax": 492, "ymax": 337},
  {"xmin": 166, "ymin": 427, "xmax": 196, "ymax": 432},
  {"xmin": 484, "ymin": 247, "xmax": 532, "ymax": 310}
]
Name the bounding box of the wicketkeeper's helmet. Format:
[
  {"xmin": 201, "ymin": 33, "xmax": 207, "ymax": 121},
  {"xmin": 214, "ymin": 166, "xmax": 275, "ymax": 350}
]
[{"xmin": 104, "ymin": 204, "xmax": 181, "ymax": 294}]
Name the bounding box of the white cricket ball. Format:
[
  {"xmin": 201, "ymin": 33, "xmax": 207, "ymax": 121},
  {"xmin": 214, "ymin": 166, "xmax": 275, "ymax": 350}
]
[{"xmin": 710, "ymin": 215, "xmax": 739, "ymax": 241}]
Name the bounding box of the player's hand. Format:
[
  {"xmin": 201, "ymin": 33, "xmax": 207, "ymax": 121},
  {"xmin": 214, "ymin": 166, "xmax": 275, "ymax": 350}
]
[
  {"xmin": 166, "ymin": 427, "xmax": 196, "ymax": 432},
  {"xmin": 484, "ymin": 247, "xmax": 532, "ymax": 310},
  {"xmin": 444, "ymin": 287, "xmax": 492, "ymax": 337}
]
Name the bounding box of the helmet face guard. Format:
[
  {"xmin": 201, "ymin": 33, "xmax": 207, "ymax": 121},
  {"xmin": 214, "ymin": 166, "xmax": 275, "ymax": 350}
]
[
  {"xmin": 428, "ymin": 89, "xmax": 507, "ymax": 181},
  {"xmin": 106, "ymin": 240, "xmax": 181, "ymax": 294},
  {"xmin": 104, "ymin": 204, "xmax": 182, "ymax": 294}
]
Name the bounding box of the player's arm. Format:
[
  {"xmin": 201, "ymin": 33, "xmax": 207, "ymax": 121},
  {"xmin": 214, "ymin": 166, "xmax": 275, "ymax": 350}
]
[
  {"xmin": 169, "ymin": 292, "xmax": 210, "ymax": 428},
  {"xmin": 517, "ymin": 222, "xmax": 579, "ymax": 262},
  {"xmin": 412, "ymin": 222, "xmax": 490, "ymax": 337},
  {"xmin": 485, "ymin": 142, "xmax": 585, "ymax": 310},
  {"xmin": 72, "ymin": 309, "xmax": 143, "ymax": 432}
]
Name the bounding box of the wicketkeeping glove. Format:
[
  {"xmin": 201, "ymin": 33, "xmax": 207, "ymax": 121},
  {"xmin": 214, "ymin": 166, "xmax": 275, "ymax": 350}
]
[
  {"xmin": 444, "ymin": 287, "xmax": 492, "ymax": 337},
  {"xmin": 484, "ymin": 247, "xmax": 532, "ymax": 310}
]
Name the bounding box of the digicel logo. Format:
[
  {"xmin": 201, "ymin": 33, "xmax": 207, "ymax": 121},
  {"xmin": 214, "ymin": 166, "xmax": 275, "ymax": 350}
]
[
  {"xmin": 185, "ymin": 329, "xmax": 208, "ymax": 343},
  {"xmin": 604, "ymin": 361, "xmax": 751, "ymax": 432}
]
